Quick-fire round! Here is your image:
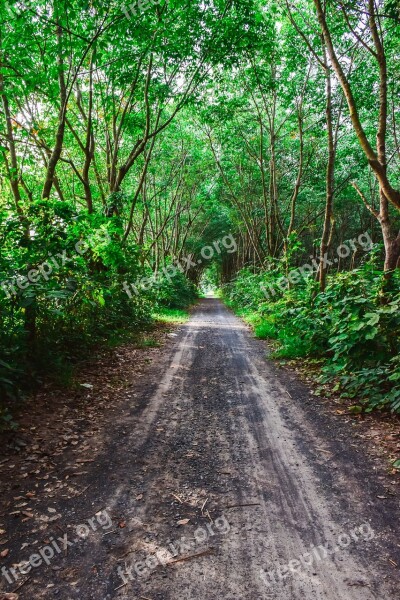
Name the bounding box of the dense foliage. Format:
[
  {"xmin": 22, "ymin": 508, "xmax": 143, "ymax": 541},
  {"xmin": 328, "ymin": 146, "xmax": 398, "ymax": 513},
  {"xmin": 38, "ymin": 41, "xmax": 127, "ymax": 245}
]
[
  {"xmin": 0, "ymin": 0, "xmax": 399, "ymax": 421},
  {"xmin": 224, "ymin": 265, "xmax": 400, "ymax": 413}
]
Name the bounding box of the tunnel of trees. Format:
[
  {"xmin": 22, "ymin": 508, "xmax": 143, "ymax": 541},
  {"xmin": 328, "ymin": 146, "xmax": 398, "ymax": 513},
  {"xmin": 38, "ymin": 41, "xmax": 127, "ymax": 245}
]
[{"xmin": 0, "ymin": 0, "xmax": 399, "ymax": 420}]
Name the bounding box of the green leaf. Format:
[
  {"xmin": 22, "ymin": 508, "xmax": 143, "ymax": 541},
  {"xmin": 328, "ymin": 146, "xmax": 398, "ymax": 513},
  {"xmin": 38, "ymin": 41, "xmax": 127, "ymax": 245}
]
[{"xmin": 348, "ymin": 405, "xmax": 363, "ymax": 414}]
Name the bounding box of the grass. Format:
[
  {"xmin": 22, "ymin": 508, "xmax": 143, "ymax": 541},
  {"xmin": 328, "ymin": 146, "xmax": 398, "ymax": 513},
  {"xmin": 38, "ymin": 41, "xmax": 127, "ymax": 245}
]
[
  {"xmin": 254, "ymin": 320, "xmax": 276, "ymax": 339},
  {"xmin": 106, "ymin": 308, "xmax": 190, "ymax": 350},
  {"xmin": 224, "ymin": 299, "xmax": 314, "ymax": 359},
  {"xmin": 135, "ymin": 337, "xmax": 160, "ymax": 348},
  {"xmin": 152, "ymin": 307, "xmax": 190, "ymax": 324},
  {"xmin": 213, "ymin": 288, "xmax": 223, "ymax": 298},
  {"xmin": 225, "ymin": 302, "xmax": 263, "ymax": 330}
]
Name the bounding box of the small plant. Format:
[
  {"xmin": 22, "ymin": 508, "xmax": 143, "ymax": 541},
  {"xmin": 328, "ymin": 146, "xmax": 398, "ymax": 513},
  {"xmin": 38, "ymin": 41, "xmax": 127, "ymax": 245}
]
[
  {"xmin": 137, "ymin": 337, "xmax": 160, "ymax": 348},
  {"xmin": 0, "ymin": 407, "xmax": 18, "ymax": 431}
]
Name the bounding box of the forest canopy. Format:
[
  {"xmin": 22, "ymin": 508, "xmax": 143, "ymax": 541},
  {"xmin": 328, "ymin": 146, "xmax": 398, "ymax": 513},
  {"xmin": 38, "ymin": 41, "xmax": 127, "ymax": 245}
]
[{"xmin": 0, "ymin": 0, "xmax": 399, "ymax": 418}]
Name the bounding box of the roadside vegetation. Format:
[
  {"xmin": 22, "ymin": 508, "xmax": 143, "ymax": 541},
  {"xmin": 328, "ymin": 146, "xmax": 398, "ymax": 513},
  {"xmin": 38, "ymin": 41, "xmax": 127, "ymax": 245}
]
[
  {"xmin": 1, "ymin": 0, "xmax": 399, "ymax": 426},
  {"xmin": 224, "ymin": 265, "xmax": 400, "ymax": 414}
]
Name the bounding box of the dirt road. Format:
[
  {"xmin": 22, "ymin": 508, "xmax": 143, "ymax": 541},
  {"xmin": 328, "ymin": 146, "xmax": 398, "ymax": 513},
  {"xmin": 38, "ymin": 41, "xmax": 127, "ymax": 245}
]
[{"xmin": 2, "ymin": 299, "xmax": 399, "ymax": 599}]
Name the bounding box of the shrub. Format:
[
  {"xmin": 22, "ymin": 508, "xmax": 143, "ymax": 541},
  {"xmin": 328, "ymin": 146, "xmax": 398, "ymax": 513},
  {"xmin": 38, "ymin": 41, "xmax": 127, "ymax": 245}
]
[{"xmin": 223, "ymin": 264, "xmax": 400, "ymax": 413}]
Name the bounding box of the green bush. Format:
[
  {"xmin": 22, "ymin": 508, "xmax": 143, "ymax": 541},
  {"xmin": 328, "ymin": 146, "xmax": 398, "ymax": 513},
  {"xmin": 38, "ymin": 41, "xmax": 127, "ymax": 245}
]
[
  {"xmin": 0, "ymin": 204, "xmax": 197, "ymax": 419},
  {"xmin": 152, "ymin": 270, "xmax": 198, "ymax": 309},
  {"xmin": 223, "ymin": 264, "xmax": 400, "ymax": 413}
]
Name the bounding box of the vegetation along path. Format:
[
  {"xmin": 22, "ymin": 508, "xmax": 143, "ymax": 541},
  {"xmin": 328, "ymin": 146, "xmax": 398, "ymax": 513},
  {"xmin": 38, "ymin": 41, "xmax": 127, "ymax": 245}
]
[
  {"xmin": 1, "ymin": 298, "xmax": 398, "ymax": 600},
  {"xmin": 1, "ymin": 1, "xmax": 400, "ymax": 597}
]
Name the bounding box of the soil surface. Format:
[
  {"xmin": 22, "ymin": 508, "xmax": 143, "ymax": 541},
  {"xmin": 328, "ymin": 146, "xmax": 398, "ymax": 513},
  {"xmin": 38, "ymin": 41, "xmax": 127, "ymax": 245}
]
[{"xmin": 0, "ymin": 298, "xmax": 399, "ymax": 599}]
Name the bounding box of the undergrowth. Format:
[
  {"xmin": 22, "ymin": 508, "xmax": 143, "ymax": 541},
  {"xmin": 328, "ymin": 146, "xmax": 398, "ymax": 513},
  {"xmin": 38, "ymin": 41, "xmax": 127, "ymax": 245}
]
[{"xmin": 223, "ymin": 264, "xmax": 400, "ymax": 414}]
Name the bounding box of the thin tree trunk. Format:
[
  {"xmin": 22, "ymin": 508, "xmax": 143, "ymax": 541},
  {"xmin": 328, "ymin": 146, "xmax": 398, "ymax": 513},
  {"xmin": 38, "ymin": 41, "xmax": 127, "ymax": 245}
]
[
  {"xmin": 319, "ymin": 51, "xmax": 335, "ymax": 291},
  {"xmin": 42, "ymin": 20, "xmax": 67, "ymax": 200},
  {"xmin": 313, "ymin": 0, "xmax": 400, "ymax": 211}
]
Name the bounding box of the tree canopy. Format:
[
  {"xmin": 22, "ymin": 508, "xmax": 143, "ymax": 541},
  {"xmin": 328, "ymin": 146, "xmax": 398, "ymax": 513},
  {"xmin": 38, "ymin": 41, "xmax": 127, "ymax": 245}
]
[{"xmin": 1, "ymin": 0, "xmax": 399, "ymax": 417}]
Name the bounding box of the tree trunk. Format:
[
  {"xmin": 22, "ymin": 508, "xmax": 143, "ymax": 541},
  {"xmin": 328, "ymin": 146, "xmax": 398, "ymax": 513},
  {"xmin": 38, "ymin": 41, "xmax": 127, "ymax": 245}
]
[
  {"xmin": 381, "ymin": 206, "xmax": 400, "ymax": 272},
  {"xmin": 319, "ymin": 56, "xmax": 335, "ymax": 292}
]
